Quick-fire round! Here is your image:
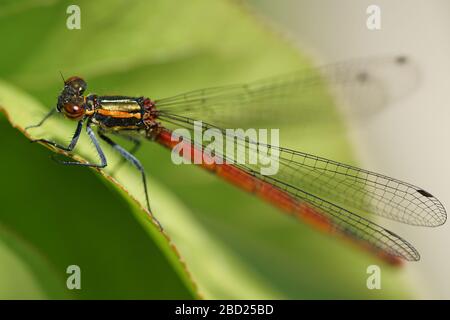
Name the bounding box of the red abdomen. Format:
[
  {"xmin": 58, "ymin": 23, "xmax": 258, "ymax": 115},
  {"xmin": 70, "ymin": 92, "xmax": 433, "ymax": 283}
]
[{"xmin": 155, "ymin": 128, "xmax": 402, "ymax": 265}]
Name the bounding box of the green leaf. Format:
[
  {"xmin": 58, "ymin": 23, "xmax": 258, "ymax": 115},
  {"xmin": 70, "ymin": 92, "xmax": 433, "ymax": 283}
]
[
  {"xmin": 0, "ymin": 0, "xmax": 415, "ymax": 298},
  {"xmin": 0, "ymin": 224, "xmax": 69, "ymax": 299}
]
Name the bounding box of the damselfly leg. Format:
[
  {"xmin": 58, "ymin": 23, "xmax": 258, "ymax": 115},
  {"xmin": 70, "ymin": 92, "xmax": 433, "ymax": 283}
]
[
  {"xmin": 31, "ymin": 119, "xmax": 84, "ymax": 152},
  {"xmin": 108, "ymin": 132, "xmax": 142, "ymax": 173},
  {"xmin": 97, "ymin": 130, "xmax": 162, "ymax": 230},
  {"xmin": 25, "ymin": 108, "xmax": 57, "ymax": 130}
]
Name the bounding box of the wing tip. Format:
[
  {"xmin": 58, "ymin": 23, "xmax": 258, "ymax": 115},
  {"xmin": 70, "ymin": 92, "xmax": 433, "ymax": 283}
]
[{"xmin": 415, "ymin": 189, "xmax": 447, "ymax": 227}]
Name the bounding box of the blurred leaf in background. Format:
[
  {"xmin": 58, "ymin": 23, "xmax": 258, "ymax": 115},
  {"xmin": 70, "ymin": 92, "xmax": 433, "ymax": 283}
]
[{"xmin": 0, "ymin": 0, "xmax": 415, "ymax": 298}]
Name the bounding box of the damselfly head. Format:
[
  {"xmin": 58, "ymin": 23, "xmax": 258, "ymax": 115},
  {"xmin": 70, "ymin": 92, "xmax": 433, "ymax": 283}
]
[{"xmin": 57, "ymin": 77, "xmax": 86, "ymax": 120}]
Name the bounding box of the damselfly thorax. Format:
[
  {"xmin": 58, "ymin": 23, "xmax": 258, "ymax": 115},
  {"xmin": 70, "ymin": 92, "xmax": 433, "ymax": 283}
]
[{"xmin": 86, "ymin": 95, "xmax": 160, "ymax": 134}]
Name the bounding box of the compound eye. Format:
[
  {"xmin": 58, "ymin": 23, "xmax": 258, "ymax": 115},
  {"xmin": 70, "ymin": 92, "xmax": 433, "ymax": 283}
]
[
  {"xmin": 65, "ymin": 76, "xmax": 87, "ymax": 95},
  {"xmin": 63, "ymin": 102, "xmax": 85, "ymax": 120}
]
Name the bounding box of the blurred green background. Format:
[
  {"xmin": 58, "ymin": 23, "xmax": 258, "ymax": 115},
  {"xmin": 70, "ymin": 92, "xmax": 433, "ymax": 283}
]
[{"xmin": 0, "ymin": 0, "xmax": 415, "ymax": 299}]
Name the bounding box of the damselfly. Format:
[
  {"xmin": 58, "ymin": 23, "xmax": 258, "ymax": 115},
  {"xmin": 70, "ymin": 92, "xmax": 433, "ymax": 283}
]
[{"xmin": 26, "ymin": 56, "xmax": 446, "ymax": 263}]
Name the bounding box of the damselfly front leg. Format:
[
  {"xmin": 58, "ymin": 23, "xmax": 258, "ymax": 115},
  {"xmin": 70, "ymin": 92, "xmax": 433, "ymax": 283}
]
[
  {"xmin": 31, "ymin": 119, "xmax": 84, "ymax": 152},
  {"xmin": 25, "ymin": 108, "xmax": 58, "ymax": 130}
]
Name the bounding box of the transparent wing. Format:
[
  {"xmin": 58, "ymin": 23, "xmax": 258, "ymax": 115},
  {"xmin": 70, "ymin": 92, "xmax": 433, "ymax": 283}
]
[
  {"xmin": 155, "ymin": 55, "xmax": 419, "ymax": 128},
  {"xmin": 156, "ymin": 115, "xmax": 446, "ymax": 260}
]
